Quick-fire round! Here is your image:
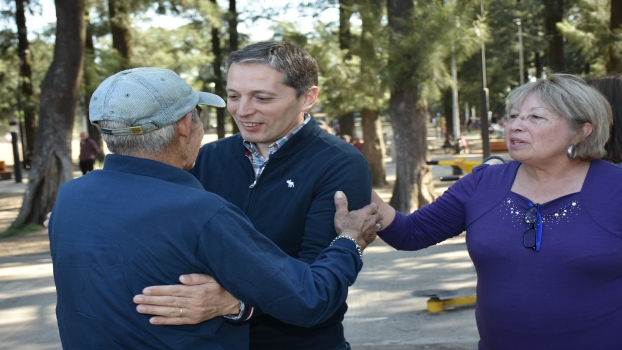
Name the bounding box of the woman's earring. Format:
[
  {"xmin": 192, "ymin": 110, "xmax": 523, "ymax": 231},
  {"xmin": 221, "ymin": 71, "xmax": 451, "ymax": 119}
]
[{"xmin": 567, "ymin": 144, "xmax": 577, "ymax": 160}]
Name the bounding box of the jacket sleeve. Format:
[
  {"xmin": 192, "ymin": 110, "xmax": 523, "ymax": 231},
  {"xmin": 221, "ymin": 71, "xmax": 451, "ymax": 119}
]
[
  {"xmin": 193, "ymin": 203, "xmax": 362, "ymax": 327},
  {"xmin": 378, "ymin": 164, "xmax": 484, "ymax": 250},
  {"xmin": 297, "ymin": 150, "xmax": 372, "ymax": 263}
]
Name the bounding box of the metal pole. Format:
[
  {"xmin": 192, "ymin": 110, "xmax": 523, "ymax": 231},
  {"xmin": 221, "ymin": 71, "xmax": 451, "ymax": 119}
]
[
  {"xmin": 480, "ymin": 1, "xmax": 491, "ymax": 159},
  {"xmin": 451, "ymin": 41, "xmax": 460, "ymax": 141},
  {"xmin": 514, "ymin": 18, "xmax": 524, "ymax": 85},
  {"xmin": 81, "ymin": 94, "xmax": 88, "ymax": 133},
  {"xmin": 444, "ymin": 0, "xmax": 461, "ymax": 143},
  {"xmin": 9, "ymin": 117, "xmax": 22, "ymax": 183},
  {"xmin": 8, "ymin": 86, "xmax": 27, "ymax": 168}
]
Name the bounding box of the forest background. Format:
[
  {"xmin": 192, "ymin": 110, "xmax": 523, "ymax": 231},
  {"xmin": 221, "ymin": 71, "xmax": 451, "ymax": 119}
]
[{"xmin": 0, "ymin": 0, "xmax": 620, "ymax": 232}]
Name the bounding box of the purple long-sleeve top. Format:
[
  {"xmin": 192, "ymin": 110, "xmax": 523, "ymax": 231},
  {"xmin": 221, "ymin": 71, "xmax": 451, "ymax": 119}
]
[{"xmin": 379, "ymin": 160, "xmax": 622, "ymax": 349}]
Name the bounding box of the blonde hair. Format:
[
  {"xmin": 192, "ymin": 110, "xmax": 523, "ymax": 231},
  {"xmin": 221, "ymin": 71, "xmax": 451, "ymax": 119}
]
[{"xmin": 505, "ymin": 73, "xmax": 612, "ymax": 160}]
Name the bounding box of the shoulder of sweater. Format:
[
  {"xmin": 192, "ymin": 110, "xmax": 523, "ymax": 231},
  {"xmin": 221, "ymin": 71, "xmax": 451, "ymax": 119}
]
[{"xmin": 292, "ymin": 130, "xmax": 367, "ymax": 159}]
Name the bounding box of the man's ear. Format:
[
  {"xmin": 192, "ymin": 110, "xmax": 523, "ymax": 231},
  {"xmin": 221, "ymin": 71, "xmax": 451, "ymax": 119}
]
[
  {"xmin": 300, "ymin": 86, "xmax": 319, "ymax": 111},
  {"xmin": 176, "ymin": 113, "xmax": 194, "ymax": 140}
]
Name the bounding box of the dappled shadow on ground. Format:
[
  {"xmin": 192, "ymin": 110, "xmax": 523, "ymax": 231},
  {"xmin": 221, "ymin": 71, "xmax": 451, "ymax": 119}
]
[
  {"xmin": 0, "ymin": 229, "xmax": 50, "ymax": 258},
  {"xmin": 0, "ymin": 254, "xmax": 60, "ymax": 350},
  {"xmin": 352, "ymin": 163, "xmax": 479, "ymax": 348},
  {"xmin": 344, "ymin": 234, "xmax": 479, "ymax": 348},
  {"xmin": 0, "ymin": 194, "xmax": 23, "ymax": 234}
]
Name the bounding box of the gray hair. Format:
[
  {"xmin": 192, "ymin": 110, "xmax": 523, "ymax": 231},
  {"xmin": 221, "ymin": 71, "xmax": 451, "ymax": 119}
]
[
  {"xmin": 505, "ymin": 73, "xmax": 613, "ymax": 160},
  {"xmin": 100, "ymin": 108, "xmax": 201, "ymax": 157},
  {"xmin": 225, "ymin": 41, "xmax": 318, "ymax": 97}
]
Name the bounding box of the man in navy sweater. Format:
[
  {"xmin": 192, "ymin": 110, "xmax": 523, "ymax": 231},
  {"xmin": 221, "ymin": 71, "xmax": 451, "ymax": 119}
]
[
  {"xmin": 134, "ymin": 42, "xmax": 373, "ymax": 349},
  {"xmin": 49, "ymin": 67, "xmax": 380, "ymax": 349}
]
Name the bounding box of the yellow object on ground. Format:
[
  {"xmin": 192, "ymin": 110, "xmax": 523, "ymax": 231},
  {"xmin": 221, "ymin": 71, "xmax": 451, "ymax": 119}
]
[
  {"xmin": 427, "ymin": 158, "xmax": 482, "ymax": 174},
  {"xmin": 427, "ymin": 295, "xmax": 477, "ymax": 313}
]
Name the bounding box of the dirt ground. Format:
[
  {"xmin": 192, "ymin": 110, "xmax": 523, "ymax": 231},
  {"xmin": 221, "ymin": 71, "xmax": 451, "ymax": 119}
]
[{"xmin": 0, "ymin": 193, "xmax": 50, "ymax": 258}]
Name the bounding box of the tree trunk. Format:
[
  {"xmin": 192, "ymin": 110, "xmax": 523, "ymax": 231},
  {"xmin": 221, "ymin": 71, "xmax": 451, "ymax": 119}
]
[
  {"xmin": 12, "ymin": 0, "xmax": 85, "ymax": 229},
  {"xmin": 339, "ymin": 0, "xmax": 354, "ymax": 60},
  {"xmin": 534, "ymin": 51, "xmax": 542, "ymax": 79},
  {"xmin": 108, "ymin": 0, "xmax": 132, "ymax": 71},
  {"xmin": 15, "ymin": 0, "xmax": 37, "ymax": 159},
  {"xmin": 338, "ymin": 112, "xmax": 355, "ymax": 138},
  {"xmin": 542, "ymin": 0, "xmax": 564, "ymax": 72},
  {"xmin": 359, "ymin": 0, "xmax": 386, "ymax": 185},
  {"xmin": 387, "ymin": 0, "xmax": 435, "ymax": 213},
  {"xmin": 336, "ymin": 0, "xmax": 355, "ymax": 138},
  {"xmin": 84, "ymin": 12, "xmax": 104, "ymax": 162},
  {"xmin": 228, "ymin": 0, "xmax": 238, "ymax": 52},
  {"xmin": 211, "ymin": 0, "xmax": 226, "ymax": 139},
  {"xmin": 388, "ymin": 90, "xmax": 434, "ymax": 211},
  {"xmin": 228, "ymin": 0, "xmax": 239, "ymax": 135},
  {"xmin": 361, "ymin": 108, "xmax": 386, "ymax": 186},
  {"xmin": 607, "ymin": 0, "xmax": 622, "ymax": 73}
]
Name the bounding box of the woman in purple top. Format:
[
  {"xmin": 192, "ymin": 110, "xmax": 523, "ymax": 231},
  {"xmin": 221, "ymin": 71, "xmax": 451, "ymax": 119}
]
[{"xmin": 370, "ymin": 74, "xmax": 622, "ymax": 349}]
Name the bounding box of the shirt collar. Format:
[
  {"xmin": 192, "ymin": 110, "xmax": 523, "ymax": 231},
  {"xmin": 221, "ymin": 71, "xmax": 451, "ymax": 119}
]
[{"xmin": 103, "ymin": 154, "xmax": 205, "ymax": 190}]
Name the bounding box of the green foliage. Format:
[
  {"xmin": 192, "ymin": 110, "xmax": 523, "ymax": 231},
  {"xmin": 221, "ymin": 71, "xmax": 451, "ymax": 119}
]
[
  {"xmin": 282, "ymin": 22, "xmax": 370, "ymax": 117},
  {"xmin": 2, "ymin": 0, "xmax": 620, "ymax": 137},
  {"xmin": 387, "ymin": 0, "xmax": 487, "ymax": 107},
  {"xmin": 558, "ymin": 0, "xmax": 611, "ymax": 77},
  {"xmin": 0, "ymin": 27, "xmax": 53, "ymax": 124},
  {"xmin": 459, "ymin": 0, "xmax": 546, "ymax": 114}
]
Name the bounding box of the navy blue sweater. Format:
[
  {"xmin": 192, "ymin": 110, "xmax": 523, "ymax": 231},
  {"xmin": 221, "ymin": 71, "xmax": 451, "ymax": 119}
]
[
  {"xmin": 191, "ymin": 118, "xmax": 372, "ymax": 350},
  {"xmin": 49, "ymin": 155, "xmax": 363, "ymax": 349}
]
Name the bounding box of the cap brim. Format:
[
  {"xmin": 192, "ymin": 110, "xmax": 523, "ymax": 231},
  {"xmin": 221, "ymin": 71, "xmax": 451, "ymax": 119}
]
[{"xmin": 197, "ymin": 92, "xmax": 226, "ymax": 108}]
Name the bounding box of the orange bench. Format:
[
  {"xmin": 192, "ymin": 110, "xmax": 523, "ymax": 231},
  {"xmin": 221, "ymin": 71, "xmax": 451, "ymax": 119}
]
[
  {"xmin": 490, "ymin": 139, "xmax": 508, "ymax": 152},
  {"xmin": 0, "ymin": 161, "xmax": 13, "ymax": 180}
]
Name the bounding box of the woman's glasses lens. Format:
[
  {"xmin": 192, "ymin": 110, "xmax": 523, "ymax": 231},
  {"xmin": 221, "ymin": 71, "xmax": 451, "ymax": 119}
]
[{"xmin": 523, "ymin": 228, "xmax": 536, "ymax": 248}]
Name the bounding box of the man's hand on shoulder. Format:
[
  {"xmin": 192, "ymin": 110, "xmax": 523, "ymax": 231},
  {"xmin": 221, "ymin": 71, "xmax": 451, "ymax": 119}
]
[
  {"xmin": 333, "ymin": 191, "xmax": 382, "ymax": 250},
  {"xmin": 133, "ymin": 274, "xmax": 240, "ymax": 325}
]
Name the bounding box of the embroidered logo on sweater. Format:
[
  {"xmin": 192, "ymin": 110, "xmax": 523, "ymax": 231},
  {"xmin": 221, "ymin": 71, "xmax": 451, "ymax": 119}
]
[{"xmin": 286, "ymin": 180, "xmax": 294, "ymax": 188}]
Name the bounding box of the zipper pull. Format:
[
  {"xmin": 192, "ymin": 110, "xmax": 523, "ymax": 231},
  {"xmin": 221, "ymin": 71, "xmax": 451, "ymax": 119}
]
[{"xmin": 249, "ymin": 180, "xmax": 257, "ymax": 189}]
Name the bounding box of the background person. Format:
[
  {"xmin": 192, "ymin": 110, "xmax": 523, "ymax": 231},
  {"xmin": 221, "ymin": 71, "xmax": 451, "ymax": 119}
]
[
  {"xmin": 49, "ymin": 67, "xmax": 380, "ymax": 349},
  {"xmin": 134, "ymin": 41, "xmax": 373, "ymax": 350},
  {"xmin": 78, "ymin": 131, "xmax": 99, "ymax": 174},
  {"xmin": 352, "ymin": 136, "xmax": 364, "ymax": 152},
  {"xmin": 365, "ymin": 73, "xmax": 622, "ymax": 349}
]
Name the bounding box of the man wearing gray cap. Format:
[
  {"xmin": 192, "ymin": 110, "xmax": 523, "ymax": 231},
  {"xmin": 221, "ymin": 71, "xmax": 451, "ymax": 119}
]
[{"xmin": 48, "ymin": 67, "xmax": 380, "ymax": 349}]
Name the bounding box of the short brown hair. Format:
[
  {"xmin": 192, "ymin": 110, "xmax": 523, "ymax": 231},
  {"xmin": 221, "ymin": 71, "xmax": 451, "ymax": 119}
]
[{"xmin": 226, "ymin": 41, "xmax": 318, "ymax": 98}]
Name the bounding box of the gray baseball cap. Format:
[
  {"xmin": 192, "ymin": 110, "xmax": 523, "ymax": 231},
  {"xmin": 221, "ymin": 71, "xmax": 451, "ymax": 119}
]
[{"xmin": 89, "ymin": 67, "xmax": 226, "ymax": 135}]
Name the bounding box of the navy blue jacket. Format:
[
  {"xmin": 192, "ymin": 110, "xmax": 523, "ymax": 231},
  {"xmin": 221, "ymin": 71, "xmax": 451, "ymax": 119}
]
[
  {"xmin": 49, "ymin": 155, "xmax": 363, "ymax": 349},
  {"xmin": 191, "ymin": 118, "xmax": 372, "ymax": 350}
]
